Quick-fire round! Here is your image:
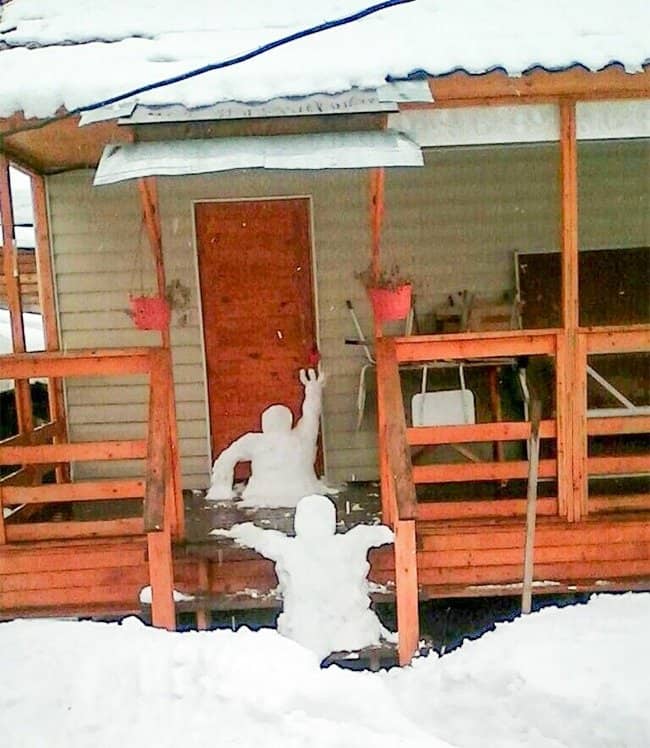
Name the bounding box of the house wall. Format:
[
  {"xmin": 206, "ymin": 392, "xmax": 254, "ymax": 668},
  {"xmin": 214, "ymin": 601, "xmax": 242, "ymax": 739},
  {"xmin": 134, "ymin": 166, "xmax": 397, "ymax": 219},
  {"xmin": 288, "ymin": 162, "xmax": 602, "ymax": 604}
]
[{"xmin": 46, "ymin": 138, "xmax": 649, "ymax": 488}]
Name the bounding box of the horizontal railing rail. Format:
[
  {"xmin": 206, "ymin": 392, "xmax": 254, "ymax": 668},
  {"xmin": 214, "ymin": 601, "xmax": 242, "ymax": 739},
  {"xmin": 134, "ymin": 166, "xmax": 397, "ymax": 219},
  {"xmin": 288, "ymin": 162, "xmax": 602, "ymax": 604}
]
[
  {"xmin": 580, "ymin": 324, "xmax": 650, "ymax": 514},
  {"xmin": 0, "ymin": 346, "xmax": 175, "ymax": 542}
]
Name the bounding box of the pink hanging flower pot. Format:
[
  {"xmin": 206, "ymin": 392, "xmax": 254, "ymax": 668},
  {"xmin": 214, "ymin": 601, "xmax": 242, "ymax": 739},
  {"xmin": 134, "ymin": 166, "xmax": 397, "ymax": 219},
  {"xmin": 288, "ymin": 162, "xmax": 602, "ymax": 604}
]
[
  {"xmin": 367, "ymin": 283, "xmax": 412, "ymax": 322},
  {"xmin": 129, "ymin": 294, "xmax": 171, "ymax": 331},
  {"xmin": 356, "ymin": 262, "xmax": 413, "ymax": 323}
]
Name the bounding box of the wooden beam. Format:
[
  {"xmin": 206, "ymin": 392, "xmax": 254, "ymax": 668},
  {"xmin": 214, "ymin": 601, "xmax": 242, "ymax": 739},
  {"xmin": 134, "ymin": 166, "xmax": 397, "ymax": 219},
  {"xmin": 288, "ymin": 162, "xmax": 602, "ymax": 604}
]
[
  {"xmin": 416, "ymin": 498, "xmax": 558, "ymax": 521},
  {"xmin": 588, "ymin": 495, "xmax": 650, "ymax": 513},
  {"xmin": 147, "ymin": 528, "xmax": 176, "ymax": 631},
  {"xmin": 0, "ymin": 420, "xmax": 59, "ymax": 447},
  {"xmin": 420, "ymin": 66, "xmax": 650, "ymax": 106},
  {"xmin": 144, "ymin": 350, "xmax": 169, "ymax": 533},
  {"xmin": 0, "ymin": 154, "xmax": 33, "ymax": 435},
  {"xmin": 394, "ymin": 330, "xmax": 557, "ymax": 362},
  {"xmin": 1, "ymin": 478, "xmax": 145, "ymax": 504},
  {"xmin": 370, "ymin": 167, "xmax": 385, "ymax": 282},
  {"xmin": 138, "ymin": 177, "xmax": 184, "ymax": 540},
  {"xmin": 375, "ymin": 338, "xmax": 417, "ymax": 521},
  {"xmin": 583, "ymin": 326, "xmax": 650, "ymax": 354},
  {"xmin": 0, "ymin": 348, "xmax": 154, "ymax": 379},
  {"xmin": 588, "ymin": 455, "xmax": 650, "ymax": 476},
  {"xmin": 412, "ymin": 459, "xmax": 556, "ymax": 484},
  {"xmin": 573, "ymin": 331, "xmax": 588, "ymax": 518},
  {"xmin": 5, "ymin": 517, "xmax": 144, "ymax": 542},
  {"xmin": 31, "ymin": 170, "xmax": 69, "ymax": 482},
  {"xmin": 394, "ymin": 518, "xmax": 419, "ymax": 666},
  {"xmin": 407, "ymin": 419, "xmax": 556, "ymax": 446},
  {"xmin": 588, "ymin": 414, "xmax": 650, "ymax": 436},
  {"xmin": 0, "ymin": 439, "xmax": 147, "ymax": 466},
  {"xmin": 557, "ymin": 100, "xmax": 582, "ymax": 522}
]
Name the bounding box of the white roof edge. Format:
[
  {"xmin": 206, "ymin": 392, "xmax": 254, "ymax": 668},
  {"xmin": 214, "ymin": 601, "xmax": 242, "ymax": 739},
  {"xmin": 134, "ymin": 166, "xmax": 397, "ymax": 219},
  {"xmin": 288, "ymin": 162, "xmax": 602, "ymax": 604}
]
[
  {"xmin": 93, "ymin": 130, "xmax": 423, "ymax": 186},
  {"xmin": 80, "ymin": 81, "xmax": 432, "ymax": 127}
]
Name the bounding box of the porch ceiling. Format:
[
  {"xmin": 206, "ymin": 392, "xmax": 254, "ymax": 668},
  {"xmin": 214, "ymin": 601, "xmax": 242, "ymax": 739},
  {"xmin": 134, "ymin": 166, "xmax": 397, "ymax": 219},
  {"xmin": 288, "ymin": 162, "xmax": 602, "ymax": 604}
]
[{"xmin": 0, "ymin": 114, "xmax": 131, "ymax": 174}]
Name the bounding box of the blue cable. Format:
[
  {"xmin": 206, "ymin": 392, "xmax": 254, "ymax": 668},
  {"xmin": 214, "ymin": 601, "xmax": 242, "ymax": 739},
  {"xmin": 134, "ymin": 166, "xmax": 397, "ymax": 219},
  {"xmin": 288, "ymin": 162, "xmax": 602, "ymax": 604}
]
[
  {"xmin": 81, "ymin": 0, "xmax": 415, "ymax": 114},
  {"xmin": 1, "ymin": 0, "xmax": 414, "ymax": 141}
]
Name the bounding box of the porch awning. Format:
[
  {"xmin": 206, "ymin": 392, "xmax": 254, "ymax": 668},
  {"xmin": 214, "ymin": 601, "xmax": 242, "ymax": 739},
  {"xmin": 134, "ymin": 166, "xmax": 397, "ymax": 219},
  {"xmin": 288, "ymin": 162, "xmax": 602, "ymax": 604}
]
[{"xmin": 93, "ymin": 130, "xmax": 423, "ymax": 186}]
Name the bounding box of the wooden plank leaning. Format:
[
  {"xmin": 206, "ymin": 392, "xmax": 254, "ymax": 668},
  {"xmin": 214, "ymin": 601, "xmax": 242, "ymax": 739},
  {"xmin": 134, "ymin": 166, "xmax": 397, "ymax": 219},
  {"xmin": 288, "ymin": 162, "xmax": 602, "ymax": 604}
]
[{"xmin": 522, "ymin": 400, "xmax": 542, "ymax": 614}]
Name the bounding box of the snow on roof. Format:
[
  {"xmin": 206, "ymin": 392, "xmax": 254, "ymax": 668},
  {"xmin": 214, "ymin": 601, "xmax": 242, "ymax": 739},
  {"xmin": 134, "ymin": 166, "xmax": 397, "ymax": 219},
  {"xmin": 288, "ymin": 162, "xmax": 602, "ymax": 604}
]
[{"xmin": 0, "ymin": 1, "xmax": 648, "ymax": 120}]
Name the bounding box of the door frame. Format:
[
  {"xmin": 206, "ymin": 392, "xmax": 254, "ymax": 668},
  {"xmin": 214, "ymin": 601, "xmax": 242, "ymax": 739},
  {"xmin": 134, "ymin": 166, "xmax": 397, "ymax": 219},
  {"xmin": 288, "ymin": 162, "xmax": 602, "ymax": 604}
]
[{"xmin": 191, "ymin": 194, "xmax": 323, "ymax": 481}]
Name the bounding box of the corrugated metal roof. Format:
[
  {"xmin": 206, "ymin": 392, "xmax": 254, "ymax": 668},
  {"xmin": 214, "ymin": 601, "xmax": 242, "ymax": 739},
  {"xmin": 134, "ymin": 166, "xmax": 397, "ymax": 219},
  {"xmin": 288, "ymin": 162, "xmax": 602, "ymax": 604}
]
[{"xmin": 0, "ymin": 1, "xmax": 648, "ymax": 120}]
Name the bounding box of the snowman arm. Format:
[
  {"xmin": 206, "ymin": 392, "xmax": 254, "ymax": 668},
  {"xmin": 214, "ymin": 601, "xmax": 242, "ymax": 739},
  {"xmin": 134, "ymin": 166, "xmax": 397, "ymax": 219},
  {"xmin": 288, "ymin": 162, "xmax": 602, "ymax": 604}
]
[
  {"xmin": 347, "ymin": 523, "xmax": 395, "ymax": 549},
  {"xmin": 208, "ymin": 434, "xmax": 257, "ymax": 500},
  {"xmin": 228, "ymin": 522, "xmax": 286, "ymax": 560},
  {"xmin": 295, "ymin": 368, "xmax": 324, "ymax": 442}
]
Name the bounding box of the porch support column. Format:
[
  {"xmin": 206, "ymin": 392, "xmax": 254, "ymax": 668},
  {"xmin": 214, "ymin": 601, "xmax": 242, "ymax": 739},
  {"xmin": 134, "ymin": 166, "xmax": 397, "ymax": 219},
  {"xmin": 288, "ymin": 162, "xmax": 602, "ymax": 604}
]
[
  {"xmin": 138, "ymin": 176, "xmax": 185, "ymax": 540},
  {"xmin": 370, "ymin": 167, "xmax": 385, "ymax": 339},
  {"xmin": 31, "ymin": 172, "xmax": 69, "ymax": 481},
  {"xmin": 558, "ymin": 99, "xmax": 586, "ymax": 522},
  {"xmin": 0, "ymin": 154, "xmax": 32, "ymax": 436}
]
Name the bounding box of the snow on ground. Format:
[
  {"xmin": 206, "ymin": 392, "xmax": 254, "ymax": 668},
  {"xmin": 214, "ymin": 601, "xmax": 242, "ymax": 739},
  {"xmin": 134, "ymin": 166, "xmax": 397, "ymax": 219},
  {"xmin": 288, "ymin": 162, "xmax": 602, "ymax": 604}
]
[
  {"xmin": 1, "ymin": 593, "xmax": 649, "ymax": 747},
  {"xmin": 0, "ymin": 1, "xmax": 649, "ymax": 118}
]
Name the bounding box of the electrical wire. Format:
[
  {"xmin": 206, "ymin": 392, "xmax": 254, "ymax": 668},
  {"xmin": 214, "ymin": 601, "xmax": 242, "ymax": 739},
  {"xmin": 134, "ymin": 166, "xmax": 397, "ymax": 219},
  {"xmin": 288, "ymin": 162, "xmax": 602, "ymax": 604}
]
[{"xmin": 0, "ymin": 0, "xmax": 414, "ymax": 143}]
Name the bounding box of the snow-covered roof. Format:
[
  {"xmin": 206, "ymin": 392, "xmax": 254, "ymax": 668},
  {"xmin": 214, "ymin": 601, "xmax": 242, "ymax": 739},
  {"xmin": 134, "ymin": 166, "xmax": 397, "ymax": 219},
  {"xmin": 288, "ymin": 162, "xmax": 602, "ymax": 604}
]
[{"xmin": 0, "ymin": 0, "xmax": 648, "ymax": 120}]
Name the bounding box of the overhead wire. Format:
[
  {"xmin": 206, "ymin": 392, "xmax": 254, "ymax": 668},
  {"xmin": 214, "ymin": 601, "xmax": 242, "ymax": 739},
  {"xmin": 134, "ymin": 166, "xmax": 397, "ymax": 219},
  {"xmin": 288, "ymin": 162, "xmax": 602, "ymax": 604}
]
[{"xmin": 0, "ymin": 0, "xmax": 414, "ymax": 144}]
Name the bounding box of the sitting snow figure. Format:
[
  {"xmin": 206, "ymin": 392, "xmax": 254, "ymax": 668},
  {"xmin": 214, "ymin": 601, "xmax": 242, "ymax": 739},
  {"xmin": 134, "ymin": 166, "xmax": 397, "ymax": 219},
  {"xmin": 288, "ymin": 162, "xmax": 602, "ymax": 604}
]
[
  {"xmin": 215, "ymin": 494, "xmax": 395, "ymax": 661},
  {"xmin": 207, "ymin": 368, "xmax": 331, "ymax": 507}
]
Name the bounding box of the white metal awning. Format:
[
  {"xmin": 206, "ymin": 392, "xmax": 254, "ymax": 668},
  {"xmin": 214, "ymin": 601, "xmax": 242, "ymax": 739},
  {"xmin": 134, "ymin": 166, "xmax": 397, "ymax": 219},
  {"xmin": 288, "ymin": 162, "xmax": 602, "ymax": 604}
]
[{"xmin": 93, "ymin": 130, "xmax": 423, "ymax": 185}]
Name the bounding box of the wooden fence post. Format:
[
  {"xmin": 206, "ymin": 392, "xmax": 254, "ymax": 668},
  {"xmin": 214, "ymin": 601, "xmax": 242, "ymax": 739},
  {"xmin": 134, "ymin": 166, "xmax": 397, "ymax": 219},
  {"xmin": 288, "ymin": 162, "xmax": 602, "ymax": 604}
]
[{"xmin": 395, "ymin": 518, "xmax": 419, "ymax": 665}]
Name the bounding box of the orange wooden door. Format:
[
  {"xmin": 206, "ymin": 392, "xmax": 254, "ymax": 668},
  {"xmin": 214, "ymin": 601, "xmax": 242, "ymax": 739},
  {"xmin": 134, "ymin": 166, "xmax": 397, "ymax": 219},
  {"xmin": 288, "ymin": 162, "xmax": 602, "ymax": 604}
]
[{"xmin": 195, "ymin": 198, "xmax": 317, "ymax": 469}]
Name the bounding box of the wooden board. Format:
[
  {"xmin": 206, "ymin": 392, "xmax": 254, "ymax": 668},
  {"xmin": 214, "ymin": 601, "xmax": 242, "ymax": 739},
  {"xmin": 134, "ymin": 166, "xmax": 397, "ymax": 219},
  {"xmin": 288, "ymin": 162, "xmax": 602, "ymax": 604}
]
[
  {"xmin": 195, "ymin": 199, "xmax": 317, "ymax": 471},
  {"xmin": 516, "ymin": 247, "xmax": 650, "ymax": 328}
]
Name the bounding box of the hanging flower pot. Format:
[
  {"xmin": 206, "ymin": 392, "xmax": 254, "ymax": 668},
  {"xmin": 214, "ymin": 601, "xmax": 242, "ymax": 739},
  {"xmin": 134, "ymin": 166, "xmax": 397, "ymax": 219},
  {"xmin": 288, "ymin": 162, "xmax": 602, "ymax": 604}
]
[
  {"xmin": 129, "ymin": 294, "xmax": 171, "ymax": 331},
  {"xmin": 355, "ymin": 262, "xmax": 413, "ymax": 323},
  {"xmin": 367, "ymin": 283, "xmax": 412, "ymax": 322}
]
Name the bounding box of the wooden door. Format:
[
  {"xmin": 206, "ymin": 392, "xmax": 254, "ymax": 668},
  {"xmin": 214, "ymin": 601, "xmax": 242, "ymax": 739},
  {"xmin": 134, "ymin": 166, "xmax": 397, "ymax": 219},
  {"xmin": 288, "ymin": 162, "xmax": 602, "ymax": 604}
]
[{"xmin": 195, "ymin": 198, "xmax": 317, "ymax": 469}]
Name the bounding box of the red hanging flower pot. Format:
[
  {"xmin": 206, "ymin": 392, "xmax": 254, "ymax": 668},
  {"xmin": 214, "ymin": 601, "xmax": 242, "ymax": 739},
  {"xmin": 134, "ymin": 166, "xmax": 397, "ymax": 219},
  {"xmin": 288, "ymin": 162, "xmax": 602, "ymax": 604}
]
[
  {"xmin": 129, "ymin": 294, "xmax": 171, "ymax": 331},
  {"xmin": 367, "ymin": 283, "xmax": 412, "ymax": 322}
]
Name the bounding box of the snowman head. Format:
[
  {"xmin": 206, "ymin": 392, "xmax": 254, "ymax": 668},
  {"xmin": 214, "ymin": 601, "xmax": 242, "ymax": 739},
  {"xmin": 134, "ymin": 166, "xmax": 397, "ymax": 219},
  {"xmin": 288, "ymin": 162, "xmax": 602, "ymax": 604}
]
[
  {"xmin": 294, "ymin": 494, "xmax": 336, "ymax": 539},
  {"xmin": 261, "ymin": 404, "xmax": 293, "ymax": 433}
]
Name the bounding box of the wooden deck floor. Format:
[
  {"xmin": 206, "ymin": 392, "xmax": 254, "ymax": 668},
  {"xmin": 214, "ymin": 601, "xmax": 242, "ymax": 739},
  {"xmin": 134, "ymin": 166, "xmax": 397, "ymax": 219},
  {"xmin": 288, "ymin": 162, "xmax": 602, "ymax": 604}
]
[{"xmin": 171, "ymin": 484, "xmax": 390, "ymax": 613}]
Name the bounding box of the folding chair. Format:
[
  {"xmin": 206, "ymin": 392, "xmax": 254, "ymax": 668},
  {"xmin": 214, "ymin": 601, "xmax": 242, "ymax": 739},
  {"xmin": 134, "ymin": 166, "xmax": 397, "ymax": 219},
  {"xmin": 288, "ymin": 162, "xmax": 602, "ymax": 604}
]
[{"xmin": 345, "ymin": 299, "xmax": 415, "ymax": 430}]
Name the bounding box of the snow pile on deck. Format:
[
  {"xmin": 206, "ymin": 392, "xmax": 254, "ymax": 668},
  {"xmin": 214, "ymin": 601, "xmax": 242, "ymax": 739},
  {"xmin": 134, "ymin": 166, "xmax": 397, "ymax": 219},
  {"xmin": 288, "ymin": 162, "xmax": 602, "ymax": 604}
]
[
  {"xmin": 1, "ymin": 1, "xmax": 649, "ymax": 118},
  {"xmin": 215, "ymin": 494, "xmax": 395, "ymax": 659},
  {"xmin": 1, "ymin": 593, "xmax": 649, "ymax": 747}
]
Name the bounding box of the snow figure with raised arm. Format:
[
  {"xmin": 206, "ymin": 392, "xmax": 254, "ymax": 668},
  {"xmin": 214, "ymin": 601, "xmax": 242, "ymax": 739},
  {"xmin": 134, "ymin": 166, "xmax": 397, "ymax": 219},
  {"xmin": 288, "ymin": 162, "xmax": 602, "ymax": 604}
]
[
  {"xmin": 212, "ymin": 494, "xmax": 395, "ymax": 661},
  {"xmin": 207, "ymin": 368, "xmax": 333, "ymax": 507}
]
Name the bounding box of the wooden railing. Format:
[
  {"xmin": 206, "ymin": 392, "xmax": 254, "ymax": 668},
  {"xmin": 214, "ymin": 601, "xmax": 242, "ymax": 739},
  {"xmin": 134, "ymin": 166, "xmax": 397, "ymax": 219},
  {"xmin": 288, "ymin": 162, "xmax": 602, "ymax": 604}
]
[
  {"xmin": 388, "ymin": 329, "xmax": 563, "ymax": 519},
  {"xmin": 581, "ymin": 325, "xmax": 650, "ymax": 516},
  {"xmin": 376, "ymin": 324, "xmax": 649, "ymax": 525},
  {"xmin": 0, "ymin": 347, "xmax": 179, "ymax": 628}
]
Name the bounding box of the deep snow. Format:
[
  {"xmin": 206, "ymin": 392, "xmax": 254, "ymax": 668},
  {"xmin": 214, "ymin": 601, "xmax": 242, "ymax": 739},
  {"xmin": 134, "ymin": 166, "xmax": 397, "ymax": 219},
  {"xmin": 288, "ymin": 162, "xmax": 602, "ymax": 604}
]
[{"xmin": 1, "ymin": 593, "xmax": 649, "ymax": 747}]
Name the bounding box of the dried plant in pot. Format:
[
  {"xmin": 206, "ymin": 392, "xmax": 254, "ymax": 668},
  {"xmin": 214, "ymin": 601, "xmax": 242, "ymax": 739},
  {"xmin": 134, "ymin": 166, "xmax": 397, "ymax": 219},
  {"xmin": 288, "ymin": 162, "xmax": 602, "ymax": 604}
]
[{"xmin": 355, "ymin": 262, "xmax": 412, "ymax": 322}]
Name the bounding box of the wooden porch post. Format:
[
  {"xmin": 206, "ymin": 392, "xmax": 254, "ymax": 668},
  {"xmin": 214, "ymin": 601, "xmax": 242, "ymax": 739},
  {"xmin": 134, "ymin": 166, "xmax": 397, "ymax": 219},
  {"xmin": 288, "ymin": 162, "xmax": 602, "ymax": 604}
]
[
  {"xmin": 370, "ymin": 167, "xmax": 385, "ymax": 340},
  {"xmin": 138, "ymin": 176, "xmax": 185, "ymax": 540},
  {"xmin": 395, "ymin": 517, "xmax": 419, "ymax": 666},
  {"xmin": 558, "ymin": 99, "xmax": 586, "ymax": 522},
  {"xmin": 0, "ymin": 155, "xmax": 33, "ymax": 436},
  {"xmin": 31, "ymin": 172, "xmax": 69, "ymax": 481}
]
